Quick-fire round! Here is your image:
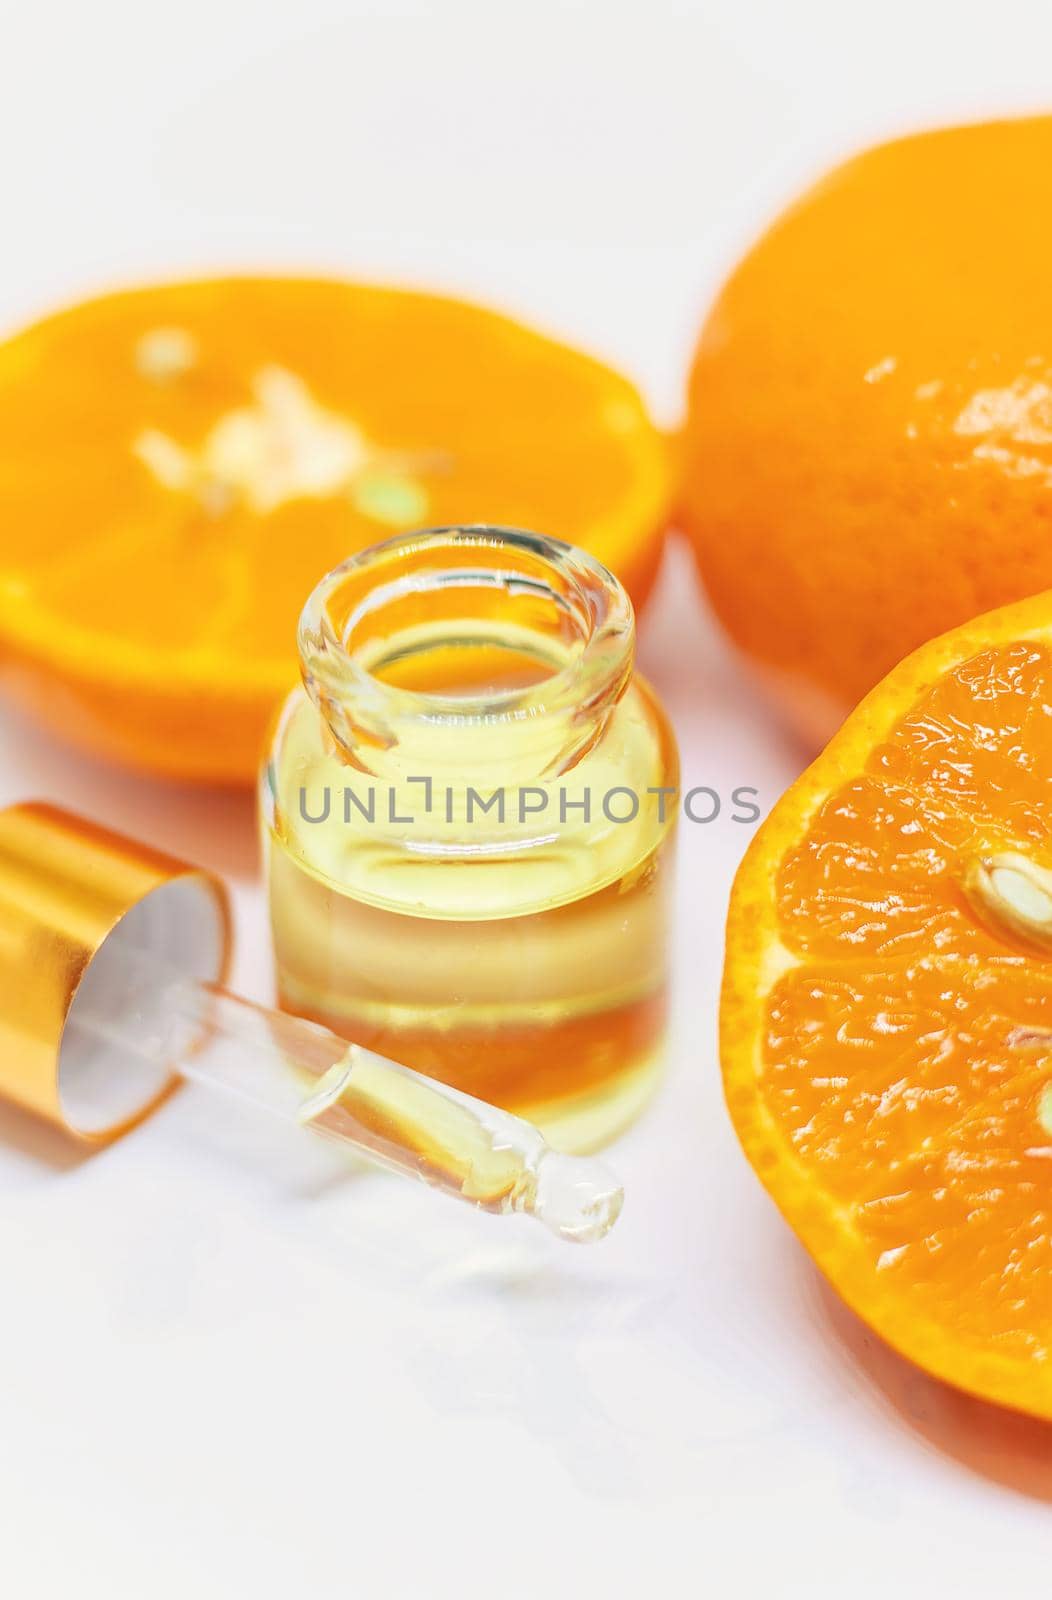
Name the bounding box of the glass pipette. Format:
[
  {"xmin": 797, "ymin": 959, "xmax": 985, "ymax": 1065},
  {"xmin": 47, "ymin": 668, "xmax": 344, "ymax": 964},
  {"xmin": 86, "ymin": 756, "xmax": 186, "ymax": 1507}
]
[{"xmin": 66, "ymin": 939, "xmax": 624, "ymax": 1244}]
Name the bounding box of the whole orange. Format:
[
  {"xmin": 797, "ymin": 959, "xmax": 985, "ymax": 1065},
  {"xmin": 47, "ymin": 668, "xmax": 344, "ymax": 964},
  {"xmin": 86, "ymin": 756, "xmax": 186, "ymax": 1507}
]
[{"xmin": 681, "ymin": 117, "xmax": 1052, "ymax": 743}]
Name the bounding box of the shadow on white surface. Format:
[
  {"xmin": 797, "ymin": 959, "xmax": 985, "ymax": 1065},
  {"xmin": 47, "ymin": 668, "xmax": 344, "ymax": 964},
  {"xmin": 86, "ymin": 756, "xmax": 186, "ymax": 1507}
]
[
  {"xmin": 0, "ymin": 1096, "xmax": 88, "ymax": 1173},
  {"xmin": 818, "ymin": 1275, "xmax": 1052, "ymax": 1505}
]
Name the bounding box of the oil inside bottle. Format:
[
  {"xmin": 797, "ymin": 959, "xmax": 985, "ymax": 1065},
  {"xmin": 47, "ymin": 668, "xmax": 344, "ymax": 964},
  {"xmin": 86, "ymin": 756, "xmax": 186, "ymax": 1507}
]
[{"xmin": 261, "ymin": 535, "xmax": 678, "ymax": 1152}]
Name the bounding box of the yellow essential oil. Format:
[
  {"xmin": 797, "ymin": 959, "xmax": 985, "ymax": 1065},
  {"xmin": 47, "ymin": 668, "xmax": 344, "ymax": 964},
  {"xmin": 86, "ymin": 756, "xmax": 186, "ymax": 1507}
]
[{"xmin": 261, "ymin": 527, "xmax": 678, "ymax": 1151}]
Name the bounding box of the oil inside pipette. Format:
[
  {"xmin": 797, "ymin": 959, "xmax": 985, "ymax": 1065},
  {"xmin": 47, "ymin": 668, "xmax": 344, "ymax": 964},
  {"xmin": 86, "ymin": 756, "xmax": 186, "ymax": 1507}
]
[{"xmin": 297, "ymin": 1045, "xmax": 624, "ymax": 1242}]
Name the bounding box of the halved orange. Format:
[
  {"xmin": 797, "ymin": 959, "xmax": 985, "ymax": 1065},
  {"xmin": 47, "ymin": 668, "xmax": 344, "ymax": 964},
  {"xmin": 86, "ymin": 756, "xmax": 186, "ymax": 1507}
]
[
  {"xmin": 723, "ymin": 591, "xmax": 1052, "ymax": 1419},
  {"xmin": 0, "ymin": 278, "xmax": 668, "ymax": 782}
]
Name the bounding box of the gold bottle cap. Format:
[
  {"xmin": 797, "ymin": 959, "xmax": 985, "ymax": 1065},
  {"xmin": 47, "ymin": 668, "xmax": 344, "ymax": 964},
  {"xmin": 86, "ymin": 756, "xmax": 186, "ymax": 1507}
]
[{"xmin": 0, "ymin": 801, "xmax": 230, "ymax": 1142}]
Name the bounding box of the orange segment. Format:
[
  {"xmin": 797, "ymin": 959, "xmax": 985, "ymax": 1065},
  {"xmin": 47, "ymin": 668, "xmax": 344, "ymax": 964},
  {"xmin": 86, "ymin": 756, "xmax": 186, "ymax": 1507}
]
[
  {"xmin": 722, "ymin": 593, "xmax": 1052, "ymax": 1418},
  {"xmin": 0, "ymin": 279, "xmax": 668, "ymax": 781}
]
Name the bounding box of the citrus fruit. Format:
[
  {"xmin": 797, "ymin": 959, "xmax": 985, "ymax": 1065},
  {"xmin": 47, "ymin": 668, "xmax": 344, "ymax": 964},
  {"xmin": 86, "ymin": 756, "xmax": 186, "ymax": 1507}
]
[
  {"xmin": 682, "ymin": 116, "xmax": 1052, "ymax": 744},
  {"xmin": 0, "ymin": 278, "xmax": 668, "ymax": 782},
  {"xmin": 722, "ymin": 589, "xmax": 1052, "ymax": 1419}
]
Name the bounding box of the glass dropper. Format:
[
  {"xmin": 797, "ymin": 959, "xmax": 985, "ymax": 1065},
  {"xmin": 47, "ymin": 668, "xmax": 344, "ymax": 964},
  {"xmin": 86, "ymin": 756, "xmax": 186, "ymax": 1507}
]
[{"xmin": 65, "ymin": 939, "xmax": 624, "ymax": 1244}]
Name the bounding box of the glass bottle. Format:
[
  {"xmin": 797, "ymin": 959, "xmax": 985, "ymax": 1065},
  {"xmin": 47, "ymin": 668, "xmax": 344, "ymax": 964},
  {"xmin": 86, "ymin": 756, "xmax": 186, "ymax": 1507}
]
[{"xmin": 260, "ymin": 526, "xmax": 678, "ymax": 1151}]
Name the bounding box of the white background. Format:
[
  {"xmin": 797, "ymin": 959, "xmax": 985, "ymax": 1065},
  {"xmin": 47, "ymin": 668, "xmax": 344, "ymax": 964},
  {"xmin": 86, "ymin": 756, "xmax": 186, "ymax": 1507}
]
[{"xmin": 2, "ymin": 4, "xmax": 1052, "ymax": 1596}]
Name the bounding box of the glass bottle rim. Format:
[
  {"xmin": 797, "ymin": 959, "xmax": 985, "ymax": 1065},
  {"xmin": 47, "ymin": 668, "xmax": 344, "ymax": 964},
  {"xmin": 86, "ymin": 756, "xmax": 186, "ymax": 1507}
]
[{"xmin": 297, "ymin": 525, "xmax": 636, "ymax": 743}]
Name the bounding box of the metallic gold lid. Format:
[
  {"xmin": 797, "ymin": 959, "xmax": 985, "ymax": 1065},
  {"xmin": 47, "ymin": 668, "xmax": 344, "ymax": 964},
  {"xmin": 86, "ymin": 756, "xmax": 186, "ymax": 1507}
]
[{"xmin": 0, "ymin": 801, "xmax": 231, "ymax": 1143}]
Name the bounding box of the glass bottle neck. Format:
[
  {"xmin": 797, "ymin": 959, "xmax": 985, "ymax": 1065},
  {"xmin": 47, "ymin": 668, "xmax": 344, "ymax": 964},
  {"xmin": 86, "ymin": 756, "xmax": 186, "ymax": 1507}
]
[{"xmin": 297, "ymin": 526, "xmax": 635, "ymax": 784}]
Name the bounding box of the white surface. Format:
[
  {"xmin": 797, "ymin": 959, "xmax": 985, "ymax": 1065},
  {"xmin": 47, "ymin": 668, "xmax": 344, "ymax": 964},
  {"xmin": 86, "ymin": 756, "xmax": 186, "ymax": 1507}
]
[{"xmin": 2, "ymin": 4, "xmax": 1052, "ymax": 1597}]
